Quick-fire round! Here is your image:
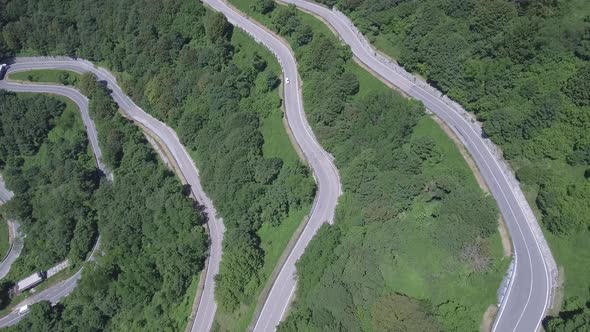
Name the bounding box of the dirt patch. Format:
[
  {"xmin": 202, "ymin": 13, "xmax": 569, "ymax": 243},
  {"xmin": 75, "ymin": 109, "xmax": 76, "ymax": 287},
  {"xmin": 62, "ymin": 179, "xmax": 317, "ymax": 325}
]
[{"xmin": 480, "ymin": 305, "xmax": 498, "ymax": 332}]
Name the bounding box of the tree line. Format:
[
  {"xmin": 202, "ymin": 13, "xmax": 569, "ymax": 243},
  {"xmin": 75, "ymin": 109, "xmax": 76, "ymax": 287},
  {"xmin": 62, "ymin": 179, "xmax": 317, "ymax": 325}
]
[
  {"xmin": 0, "ymin": 0, "xmax": 315, "ymax": 319},
  {"xmin": 4, "ymin": 73, "xmax": 209, "ymax": 331},
  {"xmin": 312, "ymin": 0, "xmax": 590, "ymax": 329},
  {"xmin": 0, "ymin": 92, "xmax": 99, "ymax": 283},
  {"xmin": 241, "ymin": 2, "xmax": 503, "ymax": 330}
]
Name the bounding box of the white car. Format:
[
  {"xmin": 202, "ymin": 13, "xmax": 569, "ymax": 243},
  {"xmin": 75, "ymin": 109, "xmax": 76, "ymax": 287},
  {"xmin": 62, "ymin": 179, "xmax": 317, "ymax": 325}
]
[
  {"xmin": 18, "ymin": 305, "xmax": 29, "ymax": 316},
  {"xmin": 285, "ymin": 77, "xmax": 290, "ymax": 84}
]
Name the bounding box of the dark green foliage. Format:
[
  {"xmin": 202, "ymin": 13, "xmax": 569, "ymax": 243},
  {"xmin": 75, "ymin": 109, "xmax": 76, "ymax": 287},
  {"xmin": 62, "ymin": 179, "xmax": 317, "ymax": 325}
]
[
  {"xmin": 215, "ymin": 228, "xmax": 264, "ymax": 310},
  {"xmin": 1, "ymin": 0, "xmax": 315, "ymax": 315},
  {"xmin": 6, "ymin": 78, "xmax": 208, "ymax": 331},
  {"xmin": 0, "ymin": 92, "xmax": 63, "ymax": 162},
  {"xmin": 324, "ymin": 0, "xmax": 590, "ymax": 328},
  {"xmin": 544, "ymin": 303, "xmax": 590, "ymax": 331},
  {"xmin": 371, "ymin": 294, "xmax": 442, "ymax": 332},
  {"xmin": 246, "ymin": 4, "xmax": 503, "ymax": 330},
  {"xmin": 293, "ymin": 24, "xmax": 314, "ymax": 47},
  {"xmin": 206, "ymin": 12, "xmax": 233, "ymax": 43},
  {"xmin": 563, "ymin": 65, "xmax": 590, "ymax": 107},
  {"xmin": 0, "ymin": 92, "xmax": 100, "ymax": 274},
  {"xmin": 272, "ymin": 5, "xmax": 301, "ymax": 36},
  {"xmin": 251, "ymin": 0, "xmax": 276, "ymax": 15},
  {"xmin": 10, "ymin": 302, "xmax": 62, "ymax": 332}
]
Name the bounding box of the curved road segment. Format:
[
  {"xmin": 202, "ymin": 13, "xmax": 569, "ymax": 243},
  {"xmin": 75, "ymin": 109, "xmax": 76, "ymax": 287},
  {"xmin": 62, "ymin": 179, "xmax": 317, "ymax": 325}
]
[
  {"xmin": 0, "ymin": 177, "xmax": 21, "ymax": 280},
  {"xmin": 0, "ymin": 58, "xmax": 223, "ymax": 328},
  {"xmin": 278, "ymin": 1, "xmax": 556, "ymax": 331},
  {"xmin": 0, "ymin": 70, "xmax": 108, "ymax": 327},
  {"xmin": 201, "ymin": 1, "xmax": 343, "ymax": 331},
  {"xmin": 0, "ymin": 220, "xmax": 22, "ymax": 280}
]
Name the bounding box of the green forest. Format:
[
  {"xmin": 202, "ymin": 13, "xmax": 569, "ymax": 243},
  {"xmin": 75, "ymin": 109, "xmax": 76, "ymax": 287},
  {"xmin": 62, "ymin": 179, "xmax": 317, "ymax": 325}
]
[
  {"xmin": 231, "ymin": 1, "xmax": 507, "ymax": 330},
  {"xmin": 312, "ymin": 0, "xmax": 590, "ymax": 329},
  {"xmin": 3, "ymin": 74, "xmax": 208, "ymax": 331},
  {"xmin": 0, "ymin": 92, "xmax": 99, "ymax": 280},
  {"xmin": 0, "ymin": 0, "xmax": 314, "ymax": 329}
]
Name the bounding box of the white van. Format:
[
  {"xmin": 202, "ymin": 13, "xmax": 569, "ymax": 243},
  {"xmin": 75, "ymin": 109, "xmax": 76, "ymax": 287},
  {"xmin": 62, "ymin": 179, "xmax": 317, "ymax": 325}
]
[{"xmin": 18, "ymin": 304, "xmax": 30, "ymax": 315}]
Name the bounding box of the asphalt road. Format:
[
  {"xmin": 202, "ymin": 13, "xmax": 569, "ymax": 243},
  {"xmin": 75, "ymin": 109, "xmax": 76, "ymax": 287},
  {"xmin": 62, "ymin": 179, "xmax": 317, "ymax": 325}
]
[
  {"xmin": 0, "ymin": 58, "xmax": 222, "ymax": 328},
  {"xmin": 0, "ymin": 176, "xmax": 14, "ymax": 204},
  {"xmin": 0, "ymin": 65, "xmax": 110, "ymax": 327},
  {"xmin": 0, "ymin": 75, "xmax": 107, "ymax": 176},
  {"xmin": 0, "ymin": 176, "xmax": 21, "ymax": 281},
  {"xmin": 0, "ymin": 221, "xmax": 23, "ymax": 280},
  {"xmin": 278, "ymin": 1, "xmax": 556, "ymax": 331},
  {"xmin": 201, "ymin": 1, "xmax": 342, "ymax": 331},
  {"xmin": 0, "ymin": 237, "xmax": 101, "ymax": 328}
]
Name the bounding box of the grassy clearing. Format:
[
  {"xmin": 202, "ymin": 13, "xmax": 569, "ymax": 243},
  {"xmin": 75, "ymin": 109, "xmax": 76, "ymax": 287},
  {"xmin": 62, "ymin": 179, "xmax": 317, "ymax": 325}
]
[
  {"xmin": 361, "ymin": 116, "xmax": 507, "ymax": 328},
  {"xmin": 8, "ymin": 69, "xmax": 81, "ymax": 86}
]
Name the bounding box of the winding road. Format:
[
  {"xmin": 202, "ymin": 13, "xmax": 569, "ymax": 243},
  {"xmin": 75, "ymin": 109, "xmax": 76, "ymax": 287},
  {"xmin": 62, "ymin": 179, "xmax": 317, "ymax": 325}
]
[
  {"xmin": 201, "ymin": 1, "xmax": 342, "ymax": 331},
  {"xmin": 0, "ymin": 176, "xmax": 21, "ymax": 280},
  {"xmin": 0, "ymin": 67, "xmax": 109, "ymax": 327},
  {"xmin": 272, "ymin": 1, "xmax": 555, "ymax": 331},
  {"xmin": 0, "ymin": 1, "xmax": 558, "ymax": 329},
  {"xmin": 0, "ymin": 58, "xmax": 223, "ymax": 328}
]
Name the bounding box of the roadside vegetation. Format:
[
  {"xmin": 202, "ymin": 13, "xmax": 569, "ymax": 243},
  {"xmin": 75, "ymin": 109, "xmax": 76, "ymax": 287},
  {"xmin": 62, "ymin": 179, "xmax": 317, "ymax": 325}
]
[
  {"xmin": 313, "ymin": 0, "xmax": 590, "ymax": 329},
  {"xmin": 0, "ymin": 0, "xmax": 314, "ymax": 329},
  {"xmin": 3, "ymin": 74, "xmax": 209, "ymax": 331},
  {"xmin": 0, "ymin": 92, "xmax": 99, "ymax": 280},
  {"xmin": 231, "ymin": 1, "xmax": 507, "ymax": 330},
  {"xmin": 0, "ymin": 216, "xmax": 10, "ymax": 261},
  {"xmin": 8, "ymin": 70, "xmax": 80, "ymax": 86}
]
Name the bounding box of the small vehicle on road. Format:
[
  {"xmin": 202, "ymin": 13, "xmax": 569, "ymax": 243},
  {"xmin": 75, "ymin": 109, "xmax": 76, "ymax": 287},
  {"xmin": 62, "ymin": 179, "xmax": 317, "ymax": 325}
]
[
  {"xmin": 285, "ymin": 77, "xmax": 290, "ymax": 84},
  {"xmin": 18, "ymin": 305, "xmax": 29, "ymax": 316},
  {"xmin": 0, "ymin": 64, "xmax": 7, "ymax": 80}
]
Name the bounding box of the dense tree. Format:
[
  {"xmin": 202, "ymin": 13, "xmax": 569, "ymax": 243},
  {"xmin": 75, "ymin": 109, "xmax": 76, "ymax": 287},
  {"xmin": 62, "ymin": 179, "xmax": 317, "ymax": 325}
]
[
  {"xmin": 371, "ymin": 294, "xmax": 442, "ymax": 332},
  {"xmin": 563, "ymin": 64, "xmax": 590, "ymax": 107},
  {"xmin": 5, "ymin": 77, "xmax": 208, "ymax": 331},
  {"xmin": 251, "ymin": 0, "xmax": 276, "ymax": 15},
  {"xmin": 206, "ymin": 12, "xmax": 233, "ymax": 43},
  {"xmin": 237, "ymin": 4, "xmax": 504, "ymax": 330},
  {"xmin": 1, "ymin": 0, "xmax": 316, "ymax": 319},
  {"xmin": 321, "ymin": 0, "xmax": 590, "ymax": 329},
  {"xmin": 0, "ymin": 92, "xmax": 100, "ymax": 277}
]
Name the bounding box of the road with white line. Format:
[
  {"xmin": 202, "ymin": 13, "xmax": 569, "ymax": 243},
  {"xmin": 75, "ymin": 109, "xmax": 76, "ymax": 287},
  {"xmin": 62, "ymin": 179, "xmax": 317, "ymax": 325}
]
[
  {"xmin": 0, "ymin": 58, "xmax": 222, "ymax": 328},
  {"xmin": 0, "ymin": 176, "xmax": 20, "ymax": 280},
  {"xmin": 276, "ymin": 1, "xmax": 557, "ymax": 331},
  {"xmin": 0, "ymin": 66, "xmax": 108, "ymax": 327},
  {"xmin": 200, "ymin": 1, "xmax": 343, "ymax": 331}
]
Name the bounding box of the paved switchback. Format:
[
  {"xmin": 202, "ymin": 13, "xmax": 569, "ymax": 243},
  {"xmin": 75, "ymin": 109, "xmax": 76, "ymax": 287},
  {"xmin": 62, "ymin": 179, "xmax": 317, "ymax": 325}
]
[
  {"xmin": 0, "ymin": 176, "xmax": 20, "ymax": 280},
  {"xmin": 0, "ymin": 58, "xmax": 222, "ymax": 328},
  {"xmin": 278, "ymin": 1, "xmax": 558, "ymax": 331},
  {"xmin": 200, "ymin": 1, "xmax": 342, "ymax": 331},
  {"xmin": 0, "ymin": 63, "xmax": 109, "ymax": 327}
]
